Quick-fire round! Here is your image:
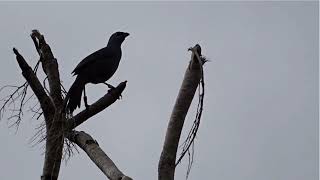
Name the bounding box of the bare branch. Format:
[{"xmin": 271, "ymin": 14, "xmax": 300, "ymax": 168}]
[
  {"xmin": 68, "ymin": 130, "xmax": 133, "ymax": 180},
  {"xmin": 31, "ymin": 30, "xmax": 63, "ymax": 107},
  {"xmin": 0, "ymin": 83, "xmax": 27, "ymax": 125},
  {"xmin": 67, "ymin": 81, "xmax": 127, "ymax": 130},
  {"xmin": 1, "ymin": 49, "xmax": 41, "ymax": 128},
  {"xmin": 158, "ymin": 45, "xmax": 204, "ymax": 180},
  {"xmin": 12, "ymin": 48, "xmax": 54, "ymax": 120},
  {"xmin": 175, "ymin": 44, "xmax": 206, "ymax": 170}
]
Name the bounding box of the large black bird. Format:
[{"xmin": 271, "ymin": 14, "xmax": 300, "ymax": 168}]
[{"xmin": 65, "ymin": 31, "xmax": 129, "ymax": 113}]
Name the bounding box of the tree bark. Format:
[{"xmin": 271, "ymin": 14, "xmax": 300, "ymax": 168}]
[
  {"xmin": 12, "ymin": 48, "xmax": 54, "ymax": 120},
  {"xmin": 68, "ymin": 131, "xmax": 133, "ymax": 180},
  {"xmin": 158, "ymin": 45, "xmax": 203, "ymax": 180},
  {"xmin": 31, "ymin": 30, "xmax": 63, "ymax": 107}
]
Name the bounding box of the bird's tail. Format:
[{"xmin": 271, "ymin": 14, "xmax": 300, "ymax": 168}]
[{"xmin": 64, "ymin": 76, "xmax": 86, "ymax": 114}]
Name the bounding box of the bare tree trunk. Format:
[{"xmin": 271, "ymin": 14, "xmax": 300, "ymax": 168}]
[
  {"xmin": 158, "ymin": 45, "xmax": 203, "ymax": 180},
  {"xmin": 31, "ymin": 30, "xmax": 65, "ymax": 180}
]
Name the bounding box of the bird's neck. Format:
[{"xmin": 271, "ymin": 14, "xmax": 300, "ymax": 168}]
[
  {"xmin": 107, "ymin": 41, "xmax": 122, "ymax": 48},
  {"xmin": 106, "ymin": 42, "xmax": 122, "ymax": 61}
]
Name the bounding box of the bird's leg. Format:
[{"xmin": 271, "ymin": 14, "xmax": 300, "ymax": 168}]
[{"xmin": 83, "ymin": 86, "xmax": 89, "ymax": 109}]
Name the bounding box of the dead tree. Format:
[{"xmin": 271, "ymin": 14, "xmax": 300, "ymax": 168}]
[{"xmin": 1, "ymin": 30, "xmax": 206, "ymax": 180}]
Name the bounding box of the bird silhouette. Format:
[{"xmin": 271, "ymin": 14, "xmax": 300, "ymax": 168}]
[{"xmin": 64, "ymin": 31, "xmax": 129, "ymax": 113}]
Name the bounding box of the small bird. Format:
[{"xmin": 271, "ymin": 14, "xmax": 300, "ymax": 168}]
[{"xmin": 64, "ymin": 31, "xmax": 129, "ymax": 113}]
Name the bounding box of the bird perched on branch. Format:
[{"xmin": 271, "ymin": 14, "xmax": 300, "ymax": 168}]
[{"xmin": 64, "ymin": 31, "xmax": 130, "ymax": 114}]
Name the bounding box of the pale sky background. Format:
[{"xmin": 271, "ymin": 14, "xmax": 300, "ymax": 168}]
[{"xmin": 0, "ymin": 2, "xmax": 318, "ymax": 180}]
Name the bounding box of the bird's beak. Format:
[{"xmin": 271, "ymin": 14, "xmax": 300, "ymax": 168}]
[{"xmin": 124, "ymin": 32, "xmax": 130, "ymax": 38}]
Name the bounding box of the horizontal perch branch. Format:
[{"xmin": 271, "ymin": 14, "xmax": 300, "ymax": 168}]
[{"xmin": 67, "ymin": 81, "xmax": 127, "ymax": 130}]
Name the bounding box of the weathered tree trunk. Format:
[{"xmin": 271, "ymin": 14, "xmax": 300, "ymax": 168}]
[{"xmin": 158, "ymin": 45, "xmax": 204, "ymax": 180}]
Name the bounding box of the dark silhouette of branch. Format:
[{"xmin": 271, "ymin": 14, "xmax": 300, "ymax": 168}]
[
  {"xmin": 0, "ymin": 51, "xmax": 42, "ymax": 129},
  {"xmin": 67, "ymin": 81, "xmax": 127, "ymax": 130},
  {"xmin": 11, "ymin": 46, "xmax": 62, "ymax": 180},
  {"xmin": 12, "ymin": 48, "xmax": 55, "ymax": 120},
  {"xmin": 31, "ymin": 30, "xmax": 63, "ymax": 107},
  {"xmin": 0, "ymin": 83, "xmax": 28, "ymax": 128}
]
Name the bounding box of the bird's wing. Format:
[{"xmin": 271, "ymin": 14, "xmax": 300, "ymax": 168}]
[{"xmin": 72, "ymin": 47, "xmax": 112, "ymax": 75}]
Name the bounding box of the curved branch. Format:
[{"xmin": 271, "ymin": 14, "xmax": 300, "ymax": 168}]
[
  {"xmin": 175, "ymin": 45, "xmax": 206, "ymax": 178},
  {"xmin": 68, "ymin": 130, "xmax": 133, "ymax": 180},
  {"xmin": 158, "ymin": 45, "xmax": 203, "ymax": 180},
  {"xmin": 67, "ymin": 81, "xmax": 127, "ymax": 130}
]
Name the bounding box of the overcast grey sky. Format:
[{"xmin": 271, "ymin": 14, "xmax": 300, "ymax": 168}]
[{"xmin": 0, "ymin": 2, "xmax": 318, "ymax": 180}]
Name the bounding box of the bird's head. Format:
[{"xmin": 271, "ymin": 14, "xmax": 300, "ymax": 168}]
[{"xmin": 108, "ymin": 31, "xmax": 130, "ymax": 46}]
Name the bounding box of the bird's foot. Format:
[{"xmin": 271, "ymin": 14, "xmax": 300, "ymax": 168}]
[
  {"xmin": 107, "ymin": 87, "xmax": 116, "ymax": 94},
  {"xmin": 104, "ymin": 82, "xmax": 116, "ymax": 89},
  {"xmin": 105, "ymin": 82, "xmax": 117, "ymax": 95},
  {"xmin": 104, "ymin": 82, "xmax": 123, "ymax": 100}
]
